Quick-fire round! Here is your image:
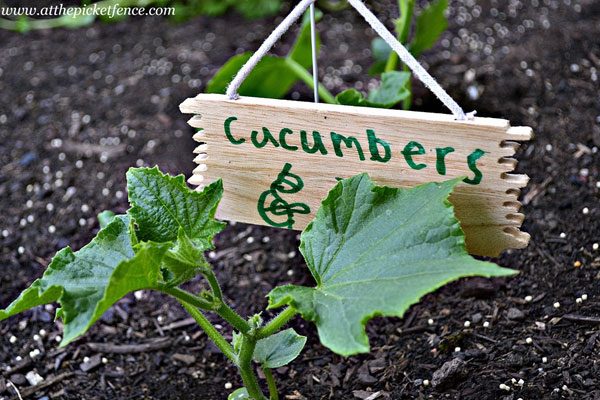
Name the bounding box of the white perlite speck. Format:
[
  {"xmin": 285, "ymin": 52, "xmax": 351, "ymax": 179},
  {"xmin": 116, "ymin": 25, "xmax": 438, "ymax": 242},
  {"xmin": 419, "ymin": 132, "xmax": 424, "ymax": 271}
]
[{"xmin": 25, "ymin": 371, "xmax": 44, "ymax": 386}]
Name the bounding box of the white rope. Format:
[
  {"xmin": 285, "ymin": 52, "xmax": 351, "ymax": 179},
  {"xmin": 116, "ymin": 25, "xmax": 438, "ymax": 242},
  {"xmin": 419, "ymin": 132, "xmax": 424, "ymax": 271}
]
[
  {"xmin": 226, "ymin": 0, "xmax": 316, "ymax": 100},
  {"xmin": 310, "ymin": 3, "xmax": 319, "ymax": 103},
  {"xmin": 227, "ymin": 0, "xmax": 472, "ymax": 120}
]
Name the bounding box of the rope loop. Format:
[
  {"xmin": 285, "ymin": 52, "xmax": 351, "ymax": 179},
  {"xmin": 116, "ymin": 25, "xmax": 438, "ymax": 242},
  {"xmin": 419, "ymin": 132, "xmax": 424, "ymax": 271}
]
[{"xmin": 226, "ymin": 0, "xmax": 472, "ymax": 120}]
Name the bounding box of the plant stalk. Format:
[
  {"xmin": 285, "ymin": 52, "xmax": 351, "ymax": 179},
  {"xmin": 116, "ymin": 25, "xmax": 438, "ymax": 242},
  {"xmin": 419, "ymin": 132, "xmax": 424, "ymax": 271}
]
[
  {"xmin": 162, "ymin": 285, "xmax": 251, "ymax": 334},
  {"xmin": 216, "ymin": 303, "xmax": 252, "ymax": 334},
  {"xmin": 284, "ymin": 58, "xmax": 337, "ymax": 104},
  {"xmin": 238, "ymin": 335, "xmax": 267, "ymax": 400},
  {"xmin": 402, "ymin": 63, "xmax": 412, "ymax": 110},
  {"xmin": 257, "ymin": 307, "xmax": 297, "ymax": 339},
  {"xmin": 398, "ymin": 0, "xmax": 415, "ymax": 44},
  {"xmin": 179, "ymin": 300, "xmax": 237, "ymax": 363},
  {"xmin": 263, "ymin": 367, "xmax": 279, "ymax": 400},
  {"xmin": 202, "ymin": 268, "xmax": 223, "ymax": 301},
  {"xmin": 385, "ymin": 0, "xmax": 414, "ymax": 74},
  {"xmin": 160, "ymin": 286, "xmax": 215, "ymax": 310}
]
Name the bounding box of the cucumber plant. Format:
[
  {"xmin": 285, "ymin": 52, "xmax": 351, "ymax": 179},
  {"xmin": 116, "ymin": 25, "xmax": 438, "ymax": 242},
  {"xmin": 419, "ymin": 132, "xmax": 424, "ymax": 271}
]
[{"xmin": 0, "ymin": 167, "xmax": 515, "ymax": 399}]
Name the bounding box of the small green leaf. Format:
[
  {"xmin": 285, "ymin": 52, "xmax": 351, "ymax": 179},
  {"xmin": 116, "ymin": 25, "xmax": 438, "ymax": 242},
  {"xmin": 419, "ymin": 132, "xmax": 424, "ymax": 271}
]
[
  {"xmin": 410, "ymin": 0, "xmax": 448, "ymax": 57},
  {"xmin": 254, "ymin": 328, "xmax": 307, "ymax": 368},
  {"xmin": 127, "ymin": 167, "xmax": 225, "ymax": 246},
  {"xmin": 162, "ymin": 228, "xmax": 211, "ymax": 286},
  {"xmin": 336, "ymin": 72, "xmax": 410, "ymax": 109},
  {"xmin": 235, "ymin": 0, "xmax": 282, "ymax": 19},
  {"xmin": 98, "ymin": 210, "xmax": 116, "ymax": 229},
  {"xmin": 367, "ymin": 71, "xmax": 411, "ymax": 108},
  {"xmin": 228, "ymin": 388, "xmax": 250, "ymax": 400},
  {"xmin": 371, "ymin": 37, "xmax": 392, "ymax": 62},
  {"xmin": 335, "ymin": 88, "xmax": 368, "ymax": 107},
  {"xmin": 232, "ymin": 331, "xmax": 243, "ymax": 353},
  {"xmin": 206, "ymin": 53, "xmax": 298, "ymax": 99},
  {"xmin": 289, "ymin": 8, "xmax": 323, "ymax": 68},
  {"xmin": 268, "ymin": 175, "xmax": 516, "ymax": 356}
]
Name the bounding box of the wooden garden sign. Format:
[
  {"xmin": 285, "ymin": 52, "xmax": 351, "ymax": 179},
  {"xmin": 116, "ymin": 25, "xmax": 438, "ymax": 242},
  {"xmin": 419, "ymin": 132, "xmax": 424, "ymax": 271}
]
[
  {"xmin": 180, "ymin": 95, "xmax": 531, "ymax": 257},
  {"xmin": 180, "ymin": 0, "xmax": 532, "ymax": 257}
]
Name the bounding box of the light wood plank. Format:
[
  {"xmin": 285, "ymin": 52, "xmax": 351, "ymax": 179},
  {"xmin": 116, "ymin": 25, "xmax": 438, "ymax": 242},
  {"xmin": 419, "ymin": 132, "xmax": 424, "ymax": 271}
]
[{"xmin": 180, "ymin": 94, "xmax": 532, "ymax": 256}]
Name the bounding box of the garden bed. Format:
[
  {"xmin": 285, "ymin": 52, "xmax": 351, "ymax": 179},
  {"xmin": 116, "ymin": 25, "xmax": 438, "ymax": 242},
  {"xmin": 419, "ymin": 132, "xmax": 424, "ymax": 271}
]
[{"xmin": 1, "ymin": 0, "xmax": 599, "ymax": 398}]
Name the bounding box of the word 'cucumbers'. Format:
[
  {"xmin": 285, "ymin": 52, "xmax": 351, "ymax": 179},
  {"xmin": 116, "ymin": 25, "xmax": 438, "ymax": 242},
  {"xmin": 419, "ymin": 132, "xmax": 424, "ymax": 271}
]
[{"xmin": 224, "ymin": 116, "xmax": 486, "ymax": 185}]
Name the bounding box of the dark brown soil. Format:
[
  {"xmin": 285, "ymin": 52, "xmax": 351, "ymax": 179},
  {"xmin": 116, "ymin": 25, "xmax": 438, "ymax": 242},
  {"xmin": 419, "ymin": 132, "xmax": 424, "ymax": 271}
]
[{"xmin": 1, "ymin": 1, "xmax": 600, "ymax": 399}]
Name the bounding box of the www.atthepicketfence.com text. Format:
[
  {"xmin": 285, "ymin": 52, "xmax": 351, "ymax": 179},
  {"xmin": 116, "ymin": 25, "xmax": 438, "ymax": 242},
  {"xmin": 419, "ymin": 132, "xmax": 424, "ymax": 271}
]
[{"xmin": 0, "ymin": 4, "xmax": 175, "ymax": 19}]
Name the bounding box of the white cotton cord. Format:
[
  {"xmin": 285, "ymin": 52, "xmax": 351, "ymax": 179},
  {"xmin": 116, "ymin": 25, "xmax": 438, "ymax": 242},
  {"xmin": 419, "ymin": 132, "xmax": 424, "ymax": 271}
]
[
  {"xmin": 347, "ymin": 0, "xmax": 469, "ymax": 120},
  {"xmin": 226, "ymin": 0, "xmax": 316, "ymax": 100},
  {"xmin": 310, "ymin": 3, "xmax": 319, "ymax": 103},
  {"xmin": 226, "ymin": 0, "xmax": 471, "ymax": 120}
]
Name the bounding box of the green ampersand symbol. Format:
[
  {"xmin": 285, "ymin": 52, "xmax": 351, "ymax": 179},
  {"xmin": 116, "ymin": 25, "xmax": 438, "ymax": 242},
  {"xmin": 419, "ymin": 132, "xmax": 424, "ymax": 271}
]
[{"xmin": 258, "ymin": 163, "xmax": 311, "ymax": 229}]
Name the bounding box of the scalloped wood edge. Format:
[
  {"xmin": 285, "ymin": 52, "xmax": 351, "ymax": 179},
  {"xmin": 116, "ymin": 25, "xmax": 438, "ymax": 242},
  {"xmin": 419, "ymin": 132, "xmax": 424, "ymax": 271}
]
[{"xmin": 180, "ymin": 94, "xmax": 533, "ymax": 257}]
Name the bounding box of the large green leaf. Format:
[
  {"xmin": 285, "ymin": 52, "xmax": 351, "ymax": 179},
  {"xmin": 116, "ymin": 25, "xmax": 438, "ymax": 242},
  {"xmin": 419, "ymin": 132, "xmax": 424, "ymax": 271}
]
[
  {"xmin": 206, "ymin": 53, "xmax": 298, "ymax": 99},
  {"xmin": 254, "ymin": 328, "xmax": 307, "ymax": 368},
  {"xmin": 336, "ymin": 71, "xmax": 411, "ymax": 109},
  {"xmin": 206, "ymin": 9, "xmax": 321, "ymax": 99},
  {"xmin": 0, "ymin": 216, "xmax": 169, "ymax": 346},
  {"xmin": 127, "ymin": 167, "xmax": 225, "ymax": 247},
  {"xmin": 95, "ymin": 241, "xmax": 171, "ymax": 321},
  {"xmin": 410, "ymin": 0, "xmax": 448, "ymax": 57},
  {"xmin": 289, "ymin": 9, "xmax": 323, "ymax": 68},
  {"xmin": 268, "ymin": 175, "xmax": 516, "ymax": 356}
]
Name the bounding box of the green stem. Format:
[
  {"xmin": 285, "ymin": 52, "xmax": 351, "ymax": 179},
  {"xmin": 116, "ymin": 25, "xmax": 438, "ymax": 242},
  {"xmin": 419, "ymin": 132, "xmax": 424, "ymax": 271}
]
[
  {"xmin": 179, "ymin": 300, "xmax": 237, "ymax": 363},
  {"xmin": 202, "ymin": 269, "xmax": 223, "ymax": 301},
  {"xmin": 160, "ymin": 286, "xmax": 215, "ymax": 310},
  {"xmin": 384, "ymin": 53, "xmax": 399, "ymax": 73},
  {"xmin": 384, "ymin": 0, "xmax": 414, "ymax": 73},
  {"xmin": 263, "ymin": 367, "xmax": 279, "ymax": 400},
  {"xmin": 402, "ymin": 64, "xmax": 412, "ymax": 110},
  {"xmin": 257, "ymin": 307, "xmax": 297, "ymax": 339},
  {"xmin": 238, "ymin": 335, "xmax": 267, "ymax": 400},
  {"xmin": 398, "ymin": 0, "xmax": 414, "ymax": 44},
  {"xmin": 163, "ymin": 285, "xmax": 251, "ymax": 334},
  {"xmin": 284, "ymin": 58, "xmax": 337, "ymax": 104},
  {"xmin": 216, "ymin": 303, "xmax": 252, "ymax": 335}
]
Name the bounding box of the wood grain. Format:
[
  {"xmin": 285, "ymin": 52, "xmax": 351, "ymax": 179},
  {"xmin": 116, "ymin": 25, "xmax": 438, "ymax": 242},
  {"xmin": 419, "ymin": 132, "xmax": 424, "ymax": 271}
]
[{"xmin": 180, "ymin": 94, "xmax": 532, "ymax": 257}]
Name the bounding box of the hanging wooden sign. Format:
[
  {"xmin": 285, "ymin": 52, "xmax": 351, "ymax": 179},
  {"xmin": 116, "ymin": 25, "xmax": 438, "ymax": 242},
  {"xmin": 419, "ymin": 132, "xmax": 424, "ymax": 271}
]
[{"xmin": 180, "ymin": 94, "xmax": 532, "ymax": 257}]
